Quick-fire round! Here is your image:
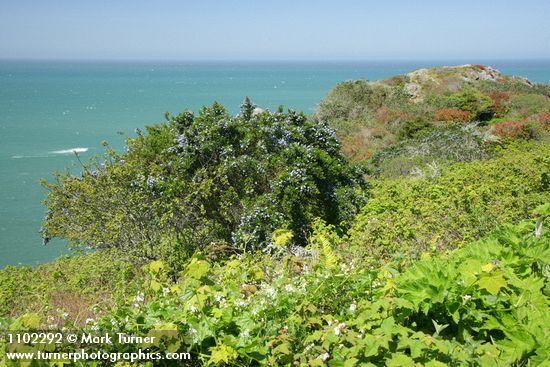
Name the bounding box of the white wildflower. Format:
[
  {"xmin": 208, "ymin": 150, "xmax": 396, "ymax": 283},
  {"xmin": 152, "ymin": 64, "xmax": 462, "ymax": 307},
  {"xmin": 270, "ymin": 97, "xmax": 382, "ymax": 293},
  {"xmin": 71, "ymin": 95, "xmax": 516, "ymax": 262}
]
[
  {"xmin": 349, "ymin": 303, "xmax": 357, "ymax": 312},
  {"xmin": 134, "ymin": 291, "xmax": 144, "ymax": 303},
  {"xmin": 333, "ymin": 323, "xmax": 346, "ymax": 336},
  {"xmin": 240, "ymin": 330, "xmax": 250, "ymax": 338},
  {"xmin": 319, "ymin": 352, "xmax": 330, "ymax": 361},
  {"xmin": 265, "ymin": 287, "xmax": 276, "ymax": 298},
  {"xmin": 235, "ymin": 300, "xmax": 246, "ymax": 308}
]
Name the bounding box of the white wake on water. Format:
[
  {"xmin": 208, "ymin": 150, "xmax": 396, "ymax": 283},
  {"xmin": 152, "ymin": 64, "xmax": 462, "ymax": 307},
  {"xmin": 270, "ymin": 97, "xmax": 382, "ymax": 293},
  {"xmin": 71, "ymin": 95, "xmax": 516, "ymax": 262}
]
[
  {"xmin": 12, "ymin": 147, "xmax": 89, "ymax": 159},
  {"xmin": 49, "ymin": 147, "xmax": 89, "ymax": 154},
  {"xmin": 12, "ymin": 154, "xmax": 48, "ymax": 159}
]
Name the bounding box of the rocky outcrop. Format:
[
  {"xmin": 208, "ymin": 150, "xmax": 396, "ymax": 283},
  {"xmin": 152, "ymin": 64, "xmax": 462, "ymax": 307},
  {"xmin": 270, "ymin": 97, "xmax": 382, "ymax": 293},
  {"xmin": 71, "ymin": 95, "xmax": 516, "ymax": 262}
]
[{"xmin": 399, "ymin": 64, "xmax": 532, "ymax": 103}]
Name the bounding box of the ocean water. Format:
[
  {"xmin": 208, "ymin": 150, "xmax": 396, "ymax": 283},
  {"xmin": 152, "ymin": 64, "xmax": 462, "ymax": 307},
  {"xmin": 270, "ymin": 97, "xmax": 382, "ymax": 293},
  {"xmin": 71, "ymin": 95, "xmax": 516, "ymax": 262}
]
[{"xmin": 1, "ymin": 60, "xmax": 550, "ymax": 268}]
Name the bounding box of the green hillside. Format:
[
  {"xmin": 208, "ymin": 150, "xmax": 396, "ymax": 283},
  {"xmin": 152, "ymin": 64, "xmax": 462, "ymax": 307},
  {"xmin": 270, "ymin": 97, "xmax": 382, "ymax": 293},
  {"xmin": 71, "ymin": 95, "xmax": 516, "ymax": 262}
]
[
  {"xmin": 314, "ymin": 64, "xmax": 550, "ymax": 163},
  {"xmin": 2, "ymin": 66, "xmax": 550, "ymax": 366}
]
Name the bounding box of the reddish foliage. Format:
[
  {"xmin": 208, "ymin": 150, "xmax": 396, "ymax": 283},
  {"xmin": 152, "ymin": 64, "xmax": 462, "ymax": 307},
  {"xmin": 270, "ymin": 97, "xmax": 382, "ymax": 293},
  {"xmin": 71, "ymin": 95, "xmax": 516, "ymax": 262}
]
[
  {"xmin": 491, "ymin": 121, "xmax": 530, "ymax": 139},
  {"xmin": 434, "ymin": 108, "xmax": 470, "ymax": 122},
  {"xmin": 375, "ymin": 107, "xmax": 412, "ymax": 125},
  {"xmin": 388, "ymin": 75, "xmax": 406, "ymax": 85},
  {"xmin": 487, "ymin": 91, "xmax": 516, "ymax": 116},
  {"xmin": 526, "ymin": 112, "xmax": 550, "ymax": 124},
  {"xmin": 473, "ymin": 64, "xmax": 488, "ymax": 70}
]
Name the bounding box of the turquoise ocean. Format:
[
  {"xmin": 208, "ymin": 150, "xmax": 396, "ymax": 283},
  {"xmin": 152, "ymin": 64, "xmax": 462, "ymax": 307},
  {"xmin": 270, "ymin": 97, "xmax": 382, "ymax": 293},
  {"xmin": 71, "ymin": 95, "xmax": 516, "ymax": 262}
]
[{"xmin": 1, "ymin": 60, "xmax": 550, "ymax": 268}]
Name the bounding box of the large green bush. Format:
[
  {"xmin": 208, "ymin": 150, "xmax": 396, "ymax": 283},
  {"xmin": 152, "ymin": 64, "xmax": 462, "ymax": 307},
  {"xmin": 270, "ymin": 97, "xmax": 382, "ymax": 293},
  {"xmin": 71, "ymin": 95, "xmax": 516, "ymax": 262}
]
[{"xmin": 41, "ymin": 100, "xmax": 367, "ymax": 264}]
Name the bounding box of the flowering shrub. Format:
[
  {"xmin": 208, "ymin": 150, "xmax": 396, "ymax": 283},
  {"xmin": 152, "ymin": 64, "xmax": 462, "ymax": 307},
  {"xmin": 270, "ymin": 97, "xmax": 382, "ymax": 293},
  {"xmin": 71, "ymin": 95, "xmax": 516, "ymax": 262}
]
[
  {"xmin": 433, "ymin": 108, "xmax": 470, "ymax": 122},
  {"xmin": 5, "ymin": 67, "xmax": 550, "ymax": 367},
  {"xmin": 41, "ymin": 100, "xmax": 368, "ymax": 263}
]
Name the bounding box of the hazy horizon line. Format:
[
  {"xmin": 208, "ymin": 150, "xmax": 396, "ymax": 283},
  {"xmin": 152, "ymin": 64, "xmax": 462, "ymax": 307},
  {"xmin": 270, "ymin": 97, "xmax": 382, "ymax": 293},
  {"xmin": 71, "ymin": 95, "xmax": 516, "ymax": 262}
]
[{"xmin": 2, "ymin": 57, "xmax": 550, "ymax": 63}]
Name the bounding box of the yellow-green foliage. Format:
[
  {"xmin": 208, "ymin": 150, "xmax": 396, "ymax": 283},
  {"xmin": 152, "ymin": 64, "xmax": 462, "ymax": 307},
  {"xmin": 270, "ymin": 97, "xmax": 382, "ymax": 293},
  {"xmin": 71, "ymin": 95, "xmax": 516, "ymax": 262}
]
[
  {"xmin": 508, "ymin": 93, "xmax": 550, "ymax": 118},
  {"xmin": 272, "ymin": 229, "xmax": 294, "ymax": 247},
  {"xmin": 309, "ymin": 219, "xmax": 340, "ymax": 268},
  {"xmin": 4, "ymin": 212, "xmax": 548, "ymax": 366},
  {"xmin": 0, "ymin": 250, "xmax": 142, "ymax": 323},
  {"xmin": 349, "ymin": 142, "xmax": 550, "ymax": 260}
]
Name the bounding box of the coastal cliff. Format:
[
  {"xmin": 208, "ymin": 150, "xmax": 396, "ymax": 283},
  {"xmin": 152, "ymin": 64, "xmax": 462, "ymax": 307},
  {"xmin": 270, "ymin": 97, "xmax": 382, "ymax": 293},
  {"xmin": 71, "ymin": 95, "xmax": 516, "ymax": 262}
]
[{"xmin": 1, "ymin": 65, "xmax": 550, "ymax": 366}]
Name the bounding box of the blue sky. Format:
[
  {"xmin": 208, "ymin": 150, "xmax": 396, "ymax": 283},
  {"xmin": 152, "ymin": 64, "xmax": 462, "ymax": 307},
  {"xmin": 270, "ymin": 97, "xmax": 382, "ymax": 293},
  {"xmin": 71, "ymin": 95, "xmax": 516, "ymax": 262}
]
[{"xmin": 0, "ymin": 0, "xmax": 549, "ymax": 60}]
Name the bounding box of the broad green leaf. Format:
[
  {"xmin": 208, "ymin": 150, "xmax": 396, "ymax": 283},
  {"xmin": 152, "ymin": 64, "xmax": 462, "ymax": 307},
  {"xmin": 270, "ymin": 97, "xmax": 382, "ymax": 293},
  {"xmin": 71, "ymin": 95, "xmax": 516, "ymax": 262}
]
[
  {"xmin": 208, "ymin": 345, "xmax": 238, "ymax": 365},
  {"xmin": 148, "ymin": 260, "xmax": 165, "ymax": 274},
  {"xmin": 184, "ymin": 258, "xmax": 211, "ymax": 279},
  {"xmin": 481, "ymin": 263, "xmax": 495, "ymax": 273},
  {"xmin": 425, "ymin": 361, "xmax": 448, "ymax": 367},
  {"xmin": 19, "ymin": 314, "xmax": 41, "ymax": 329},
  {"xmin": 272, "ymin": 342, "xmax": 291, "ymax": 356},
  {"xmin": 477, "ymin": 271, "xmax": 507, "ymax": 295},
  {"xmin": 386, "ymin": 353, "xmax": 415, "ymax": 367}
]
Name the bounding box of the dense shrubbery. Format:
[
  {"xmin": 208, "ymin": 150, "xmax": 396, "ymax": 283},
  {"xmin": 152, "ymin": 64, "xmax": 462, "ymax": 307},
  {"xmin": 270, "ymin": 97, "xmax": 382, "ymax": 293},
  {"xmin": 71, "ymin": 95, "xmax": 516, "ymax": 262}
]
[
  {"xmin": 350, "ymin": 142, "xmax": 550, "ymax": 260},
  {"xmin": 0, "ymin": 249, "xmax": 141, "ymax": 323},
  {"xmin": 507, "ymin": 94, "xmax": 550, "ymax": 118},
  {"xmin": 368, "ymin": 124, "xmax": 491, "ymax": 178},
  {"xmin": 528, "ymin": 111, "xmax": 550, "ymax": 124},
  {"xmin": 433, "ymin": 108, "xmax": 470, "ymax": 122},
  {"xmin": 491, "ymin": 120, "xmax": 531, "ymax": 139},
  {"xmin": 486, "ymin": 91, "xmax": 516, "ymax": 117},
  {"xmin": 315, "ymin": 65, "xmax": 550, "ymax": 162},
  {"xmin": 3, "ymin": 210, "xmax": 549, "ymax": 366},
  {"xmin": 41, "ymin": 100, "xmax": 367, "ymax": 265},
  {"xmin": 440, "ymin": 88, "xmax": 494, "ymax": 121},
  {"xmin": 395, "ymin": 118, "xmax": 433, "ymax": 141}
]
